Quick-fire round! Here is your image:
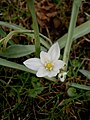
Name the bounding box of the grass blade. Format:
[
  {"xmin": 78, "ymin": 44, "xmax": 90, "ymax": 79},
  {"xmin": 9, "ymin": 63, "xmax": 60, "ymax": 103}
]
[
  {"xmin": 0, "ymin": 21, "xmax": 50, "ymax": 49},
  {"xmin": 58, "ymin": 20, "xmax": 90, "ymax": 49},
  {"xmin": 0, "ymin": 58, "xmax": 56, "ymax": 82},
  {"xmin": 63, "ymin": 0, "xmax": 82, "ymax": 67},
  {"xmin": 69, "ymin": 83, "xmax": 90, "ymax": 90},
  {"xmin": 0, "ymin": 58, "xmax": 34, "ymax": 73},
  {"xmin": 79, "ymin": 69, "xmax": 90, "ymax": 79},
  {"xmin": 0, "ymin": 20, "xmax": 90, "ymax": 49},
  {"xmin": 27, "ymin": 0, "xmax": 40, "ymax": 57},
  {"xmin": 0, "ymin": 45, "xmax": 35, "ymax": 58}
]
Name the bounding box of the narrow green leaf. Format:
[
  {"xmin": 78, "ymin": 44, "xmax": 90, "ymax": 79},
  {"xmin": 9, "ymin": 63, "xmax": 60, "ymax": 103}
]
[
  {"xmin": 0, "ymin": 20, "xmax": 90, "ymax": 49},
  {"xmin": 0, "ymin": 58, "xmax": 34, "ymax": 73},
  {"xmin": 0, "ymin": 21, "xmax": 50, "ymax": 49},
  {"xmin": 79, "ymin": 69, "xmax": 90, "ymax": 79},
  {"xmin": 0, "ymin": 21, "xmax": 23, "ymax": 30},
  {"xmin": 27, "ymin": 0, "xmax": 40, "ymax": 57},
  {"xmin": 63, "ymin": 0, "xmax": 82, "ymax": 67},
  {"xmin": 0, "ymin": 20, "xmax": 90, "ymax": 50},
  {"xmin": 0, "ymin": 28, "xmax": 6, "ymax": 37},
  {"xmin": 58, "ymin": 20, "xmax": 90, "ymax": 49},
  {"xmin": 0, "ymin": 45, "xmax": 35, "ymax": 58},
  {"xmin": 0, "ymin": 58, "xmax": 56, "ymax": 82},
  {"xmin": 69, "ymin": 83, "xmax": 90, "ymax": 90}
]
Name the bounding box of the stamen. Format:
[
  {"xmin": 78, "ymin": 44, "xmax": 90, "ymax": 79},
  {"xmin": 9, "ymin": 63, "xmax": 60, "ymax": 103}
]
[{"xmin": 45, "ymin": 63, "xmax": 53, "ymax": 71}]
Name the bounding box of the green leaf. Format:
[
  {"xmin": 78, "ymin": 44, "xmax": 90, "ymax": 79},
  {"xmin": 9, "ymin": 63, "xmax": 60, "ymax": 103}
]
[
  {"xmin": 67, "ymin": 87, "xmax": 77, "ymax": 97},
  {"xmin": 85, "ymin": 91, "xmax": 90, "ymax": 100},
  {"xmin": 0, "ymin": 58, "xmax": 35, "ymax": 73},
  {"xmin": 28, "ymin": 87, "xmax": 44, "ymax": 98},
  {"xmin": 27, "ymin": 0, "xmax": 41, "ymax": 57},
  {"xmin": 58, "ymin": 20, "xmax": 90, "ymax": 49},
  {"xmin": 0, "ymin": 21, "xmax": 50, "ymax": 49},
  {"xmin": 0, "ymin": 28, "xmax": 6, "ymax": 37},
  {"xmin": 28, "ymin": 77, "xmax": 44, "ymax": 98},
  {"xmin": 79, "ymin": 69, "xmax": 90, "ymax": 79},
  {"xmin": 0, "ymin": 21, "xmax": 90, "ymax": 49},
  {"xmin": 69, "ymin": 83, "xmax": 90, "ymax": 90},
  {"xmin": 0, "ymin": 58, "xmax": 56, "ymax": 82},
  {"xmin": 0, "ymin": 45, "xmax": 35, "ymax": 58},
  {"xmin": 0, "ymin": 21, "xmax": 23, "ymax": 30}
]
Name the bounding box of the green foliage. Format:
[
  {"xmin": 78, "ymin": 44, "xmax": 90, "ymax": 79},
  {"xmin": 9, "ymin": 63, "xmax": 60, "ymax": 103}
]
[
  {"xmin": 27, "ymin": 77, "xmax": 44, "ymax": 98},
  {"xmin": 52, "ymin": 0, "xmax": 60, "ymax": 4},
  {"xmin": 57, "ymin": 20, "xmax": 90, "ymax": 49},
  {"xmin": 0, "ymin": 72, "xmax": 43, "ymax": 119},
  {"xmin": 68, "ymin": 83, "xmax": 90, "ymax": 90},
  {"xmin": 0, "ymin": 27, "xmax": 6, "ymax": 37},
  {"xmin": 0, "ymin": 0, "xmax": 90, "ymax": 119},
  {"xmin": 63, "ymin": 0, "xmax": 82, "ymax": 67},
  {"xmin": 85, "ymin": 91, "xmax": 90, "ymax": 100},
  {"xmin": 0, "ymin": 20, "xmax": 90, "ymax": 50},
  {"xmin": 0, "ymin": 58, "xmax": 35, "ymax": 73},
  {"xmin": 0, "ymin": 58, "xmax": 56, "ymax": 82},
  {"xmin": 27, "ymin": 0, "xmax": 40, "ymax": 57},
  {"xmin": 67, "ymin": 87, "xmax": 77, "ymax": 97},
  {"xmin": 79, "ymin": 69, "xmax": 90, "ymax": 79},
  {"xmin": 0, "ymin": 45, "xmax": 35, "ymax": 58},
  {"xmin": 68, "ymin": 59, "xmax": 84, "ymax": 77}
]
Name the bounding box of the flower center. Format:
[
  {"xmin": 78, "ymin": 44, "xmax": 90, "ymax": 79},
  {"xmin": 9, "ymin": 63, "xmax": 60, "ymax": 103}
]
[{"xmin": 45, "ymin": 63, "xmax": 53, "ymax": 71}]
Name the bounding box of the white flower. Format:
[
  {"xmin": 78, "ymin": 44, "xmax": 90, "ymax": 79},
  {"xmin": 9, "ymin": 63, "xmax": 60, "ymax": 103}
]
[
  {"xmin": 58, "ymin": 72, "xmax": 67, "ymax": 82},
  {"xmin": 23, "ymin": 42, "xmax": 65, "ymax": 78}
]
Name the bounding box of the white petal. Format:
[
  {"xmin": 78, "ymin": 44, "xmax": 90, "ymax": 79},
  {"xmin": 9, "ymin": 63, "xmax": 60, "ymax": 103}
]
[
  {"xmin": 40, "ymin": 51, "xmax": 51, "ymax": 64},
  {"xmin": 48, "ymin": 70, "xmax": 59, "ymax": 77},
  {"xmin": 36, "ymin": 67, "xmax": 49, "ymax": 77},
  {"xmin": 60, "ymin": 76, "xmax": 65, "ymax": 82},
  {"xmin": 23, "ymin": 58, "xmax": 42, "ymax": 71},
  {"xmin": 48, "ymin": 42, "xmax": 60, "ymax": 61},
  {"xmin": 54, "ymin": 60, "xmax": 65, "ymax": 70},
  {"xmin": 58, "ymin": 72, "xmax": 67, "ymax": 82}
]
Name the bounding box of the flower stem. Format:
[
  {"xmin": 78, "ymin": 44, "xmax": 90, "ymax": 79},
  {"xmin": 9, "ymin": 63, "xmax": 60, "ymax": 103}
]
[
  {"xmin": 63, "ymin": 0, "xmax": 82, "ymax": 70},
  {"xmin": 27, "ymin": 0, "xmax": 40, "ymax": 57}
]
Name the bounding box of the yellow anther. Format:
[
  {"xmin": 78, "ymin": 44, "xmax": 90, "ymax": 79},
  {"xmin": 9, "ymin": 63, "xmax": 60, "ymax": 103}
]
[{"xmin": 45, "ymin": 63, "xmax": 53, "ymax": 71}]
